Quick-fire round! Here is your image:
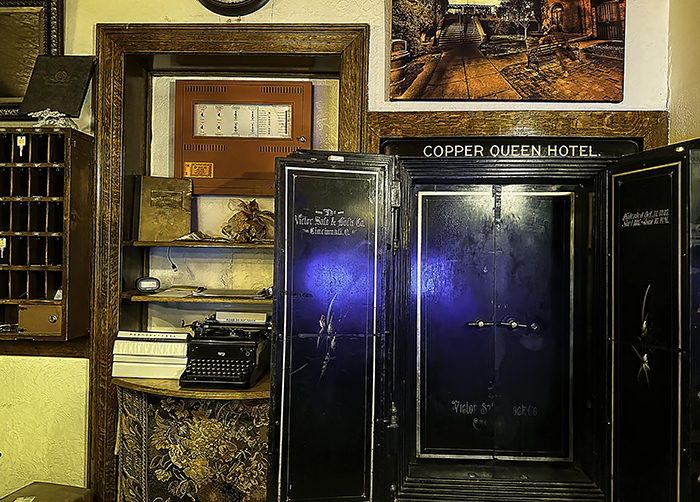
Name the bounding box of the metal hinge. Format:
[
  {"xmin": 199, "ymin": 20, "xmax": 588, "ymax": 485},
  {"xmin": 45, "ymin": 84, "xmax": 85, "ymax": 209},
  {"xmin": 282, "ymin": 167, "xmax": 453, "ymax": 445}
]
[
  {"xmin": 690, "ymin": 149, "xmax": 700, "ymax": 164},
  {"xmin": 492, "ymin": 185, "xmax": 502, "ymax": 221},
  {"xmin": 391, "ymin": 180, "xmax": 401, "ymax": 208},
  {"xmin": 388, "ymin": 401, "xmax": 399, "ymax": 428}
]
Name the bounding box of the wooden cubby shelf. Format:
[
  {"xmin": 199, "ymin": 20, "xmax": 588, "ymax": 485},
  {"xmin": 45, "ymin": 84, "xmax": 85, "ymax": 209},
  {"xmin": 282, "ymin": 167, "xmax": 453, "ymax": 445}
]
[{"xmin": 0, "ymin": 128, "xmax": 94, "ymax": 341}]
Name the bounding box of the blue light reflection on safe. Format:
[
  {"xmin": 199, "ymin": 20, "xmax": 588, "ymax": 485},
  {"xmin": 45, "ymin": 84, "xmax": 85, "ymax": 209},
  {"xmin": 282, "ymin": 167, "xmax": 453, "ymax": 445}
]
[
  {"xmin": 287, "ymin": 173, "xmax": 377, "ymax": 337},
  {"xmin": 283, "ymin": 170, "xmax": 378, "ymax": 499},
  {"xmin": 418, "ymin": 192, "xmax": 496, "ymax": 454},
  {"xmin": 417, "ymin": 190, "xmax": 571, "ymax": 458}
]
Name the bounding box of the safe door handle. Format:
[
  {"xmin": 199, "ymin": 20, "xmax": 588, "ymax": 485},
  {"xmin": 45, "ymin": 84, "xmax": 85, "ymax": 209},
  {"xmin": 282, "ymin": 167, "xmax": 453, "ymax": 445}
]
[
  {"xmin": 499, "ymin": 319, "xmax": 528, "ymax": 330},
  {"xmin": 465, "ymin": 319, "xmax": 494, "ymax": 328}
]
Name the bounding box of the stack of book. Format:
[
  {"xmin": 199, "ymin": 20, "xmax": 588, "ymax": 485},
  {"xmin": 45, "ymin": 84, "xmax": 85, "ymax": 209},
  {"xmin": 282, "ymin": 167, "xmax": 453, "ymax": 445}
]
[{"xmin": 111, "ymin": 329, "xmax": 190, "ymax": 379}]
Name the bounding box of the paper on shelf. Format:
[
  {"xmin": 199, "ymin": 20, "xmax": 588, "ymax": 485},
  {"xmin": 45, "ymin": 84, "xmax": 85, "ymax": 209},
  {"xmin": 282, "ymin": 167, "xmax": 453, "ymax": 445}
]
[{"xmin": 149, "ymin": 287, "xmax": 196, "ymax": 298}]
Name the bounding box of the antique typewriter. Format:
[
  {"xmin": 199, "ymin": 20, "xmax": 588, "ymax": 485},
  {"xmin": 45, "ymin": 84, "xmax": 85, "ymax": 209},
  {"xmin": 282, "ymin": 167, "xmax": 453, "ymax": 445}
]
[{"xmin": 179, "ymin": 312, "xmax": 271, "ymax": 390}]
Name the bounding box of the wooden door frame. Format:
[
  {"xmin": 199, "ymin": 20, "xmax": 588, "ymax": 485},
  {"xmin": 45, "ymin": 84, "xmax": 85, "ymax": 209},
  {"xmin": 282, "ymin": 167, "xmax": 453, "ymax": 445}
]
[{"xmin": 91, "ymin": 23, "xmax": 369, "ymax": 502}]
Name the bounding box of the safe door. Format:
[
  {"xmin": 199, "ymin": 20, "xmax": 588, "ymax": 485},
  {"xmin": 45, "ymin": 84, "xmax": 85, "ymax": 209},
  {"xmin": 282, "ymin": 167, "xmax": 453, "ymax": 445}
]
[
  {"xmin": 416, "ymin": 186, "xmax": 573, "ymax": 461},
  {"xmin": 609, "ymin": 142, "xmax": 700, "ymax": 502},
  {"xmin": 268, "ymin": 151, "xmax": 393, "ymax": 502}
]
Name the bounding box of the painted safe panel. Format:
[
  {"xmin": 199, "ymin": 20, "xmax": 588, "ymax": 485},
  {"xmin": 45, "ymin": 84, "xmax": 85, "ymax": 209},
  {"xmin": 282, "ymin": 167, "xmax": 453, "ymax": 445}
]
[
  {"xmin": 612, "ymin": 163, "xmax": 681, "ymax": 502},
  {"xmin": 417, "ymin": 189, "xmax": 573, "ymax": 460},
  {"xmin": 274, "ymin": 159, "xmax": 387, "ymax": 502}
]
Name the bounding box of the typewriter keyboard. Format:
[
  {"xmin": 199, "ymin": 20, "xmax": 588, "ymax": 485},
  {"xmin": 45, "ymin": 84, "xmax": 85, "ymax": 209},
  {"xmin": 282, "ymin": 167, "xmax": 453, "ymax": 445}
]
[{"xmin": 183, "ymin": 358, "xmax": 254, "ymax": 381}]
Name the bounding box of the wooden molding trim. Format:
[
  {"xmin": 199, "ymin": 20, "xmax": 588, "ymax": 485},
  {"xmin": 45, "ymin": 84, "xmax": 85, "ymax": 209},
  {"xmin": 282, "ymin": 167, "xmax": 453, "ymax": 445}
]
[{"xmin": 367, "ymin": 111, "xmax": 669, "ymax": 153}]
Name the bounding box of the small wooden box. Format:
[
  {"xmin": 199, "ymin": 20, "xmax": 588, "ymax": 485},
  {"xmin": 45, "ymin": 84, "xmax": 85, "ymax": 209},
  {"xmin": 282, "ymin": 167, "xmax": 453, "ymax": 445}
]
[
  {"xmin": 18, "ymin": 304, "xmax": 62, "ymax": 335},
  {"xmin": 132, "ymin": 176, "xmax": 192, "ymax": 242}
]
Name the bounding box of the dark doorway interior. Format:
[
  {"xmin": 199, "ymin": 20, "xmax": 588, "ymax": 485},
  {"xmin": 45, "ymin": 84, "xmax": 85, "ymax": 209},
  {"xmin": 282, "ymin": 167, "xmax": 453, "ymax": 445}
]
[{"xmin": 389, "ymin": 157, "xmax": 612, "ymax": 501}]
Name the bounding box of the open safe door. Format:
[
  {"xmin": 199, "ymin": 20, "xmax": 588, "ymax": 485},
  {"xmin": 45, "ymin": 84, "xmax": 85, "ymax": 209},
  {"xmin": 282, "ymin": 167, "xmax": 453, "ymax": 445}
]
[
  {"xmin": 609, "ymin": 141, "xmax": 700, "ymax": 502},
  {"xmin": 269, "ymin": 151, "xmax": 394, "ymax": 502},
  {"xmin": 268, "ymin": 139, "xmax": 700, "ymax": 502}
]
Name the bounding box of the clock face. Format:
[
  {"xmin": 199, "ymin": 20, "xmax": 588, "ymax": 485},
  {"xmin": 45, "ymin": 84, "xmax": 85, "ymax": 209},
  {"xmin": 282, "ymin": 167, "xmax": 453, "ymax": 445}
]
[
  {"xmin": 197, "ymin": 0, "xmax": 270, "ymax": 16},
  {"xmin": 136, "ymin": 276, "xmax": 161, "ymax": 292}
]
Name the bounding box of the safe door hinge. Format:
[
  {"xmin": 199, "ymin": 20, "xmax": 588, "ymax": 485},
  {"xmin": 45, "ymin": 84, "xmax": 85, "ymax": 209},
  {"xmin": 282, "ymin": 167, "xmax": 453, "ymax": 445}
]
[
  {"xmin": 391, "ymin": 180, "xmax": 401, "ymax": 208},
  {"xmin": 390, "ymin": 181, "xmax": 401, "ymax": 254},
  {"xmin": 690, "ymin": 149, "xmax": 700, "ymax": 165},
  {"xmin": 387, "ymin": 401, "xmax": 399, "ymax": 428},
  {"xmin": 492, "ymin": 184, "xmax": 502, "ymax": 221}
]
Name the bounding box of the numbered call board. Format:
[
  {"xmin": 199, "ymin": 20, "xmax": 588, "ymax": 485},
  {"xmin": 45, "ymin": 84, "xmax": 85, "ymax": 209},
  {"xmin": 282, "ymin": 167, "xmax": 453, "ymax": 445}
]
[{"xmin": 174, "ymin": 80, "xmax": 313, "ymax": 195}]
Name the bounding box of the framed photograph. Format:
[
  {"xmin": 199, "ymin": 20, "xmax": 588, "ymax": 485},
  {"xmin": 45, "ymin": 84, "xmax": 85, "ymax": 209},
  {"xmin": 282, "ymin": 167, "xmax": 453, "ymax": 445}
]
[
  {"xmin": 390, "ymin": 0, "xmax": 625, "ymax": 102},
  {"xmin": 0, "ymin": 0, "xmax": 63, "ymax": 117}
]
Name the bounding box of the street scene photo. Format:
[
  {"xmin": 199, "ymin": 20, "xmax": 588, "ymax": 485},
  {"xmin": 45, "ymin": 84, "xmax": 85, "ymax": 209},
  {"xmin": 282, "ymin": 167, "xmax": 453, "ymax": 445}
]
[{"xmin": 390, "ymin": 0, "xmax": 625, "ymax": 102}]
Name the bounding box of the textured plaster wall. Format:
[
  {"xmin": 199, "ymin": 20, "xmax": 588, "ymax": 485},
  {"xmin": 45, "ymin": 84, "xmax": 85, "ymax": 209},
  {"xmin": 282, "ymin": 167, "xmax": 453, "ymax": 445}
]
[
  {"xmin": 668, "ymin": 0, "xmax": 700, "ymax": 143},
  {"xmin": 63, "ymin": 0, "xmax": 670, "ymax": 115},
  {"xmin": 0, "ymin": 356, "xmax": 89, "ymax": 497}
]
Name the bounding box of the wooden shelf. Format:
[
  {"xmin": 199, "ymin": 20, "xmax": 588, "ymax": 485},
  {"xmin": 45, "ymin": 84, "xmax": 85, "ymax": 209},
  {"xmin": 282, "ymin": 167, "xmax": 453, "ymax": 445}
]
[
  {"xmin": 0, "ymin": 298, "xmax": 60, "ymax": 304},
  {"xmin": 0, "ymin": 265, "xmax": 62, "ymax": 271},
  {"xmin": 0, "ymin": 163, "xmax": 65, "ymax": 168},
  {"xmin": 113, "ymin": 372, "xmax": 271, "ymax": 400},
  {"xmin": 0, "ymin": 232, "xmax": 63, "ymax": 237},
  {"xmin": 0, "ymin": 128, "xmax": 93, "ymax": 342},
  {"xmin": 124, "ymin": 240, "xmax": 273, "ymax": 248},
  {"xmin": 0, "ymin": 197, "xmax": 63, "ymax": 202},
  {"xmin": 122, "ymin": 289, "xmax": 273, "ymax": 304}
]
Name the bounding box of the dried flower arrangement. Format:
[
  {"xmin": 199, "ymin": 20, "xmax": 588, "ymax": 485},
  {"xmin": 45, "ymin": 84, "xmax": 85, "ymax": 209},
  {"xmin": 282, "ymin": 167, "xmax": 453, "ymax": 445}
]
[{"xmin": 221, "ymin": 199, "xmax": 274, "ymax": 244}]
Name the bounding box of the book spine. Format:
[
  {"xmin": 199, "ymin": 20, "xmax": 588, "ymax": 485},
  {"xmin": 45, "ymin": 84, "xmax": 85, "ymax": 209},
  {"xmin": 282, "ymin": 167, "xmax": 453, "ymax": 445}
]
[
  {"xmin": 117, "ymin": 330, "xmax": 189, "ymax": 341},
  {"xmin": 113, "ymin": 354, "xmax": 187, "ymax": 365},
  {"xmin": 111, "ymin": 361, "xmax": 185, "ymax": 379},
  {"xmin": 113, "ymin": 339, "xmax": 188, "ymax": 357}
]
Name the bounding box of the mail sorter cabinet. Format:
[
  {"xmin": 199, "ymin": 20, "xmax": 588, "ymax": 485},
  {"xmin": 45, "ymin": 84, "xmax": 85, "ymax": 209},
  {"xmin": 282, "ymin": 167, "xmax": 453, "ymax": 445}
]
[{"xmin": 0, "ymin": 128, "xmax": 94, "ymax": 340}]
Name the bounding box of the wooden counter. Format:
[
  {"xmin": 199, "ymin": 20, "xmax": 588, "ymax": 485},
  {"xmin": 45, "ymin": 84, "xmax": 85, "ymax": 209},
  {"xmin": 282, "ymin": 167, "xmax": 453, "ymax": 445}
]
[{"xmin": 112, "ymin": 372, "xmax": 271, "ymax": 400}]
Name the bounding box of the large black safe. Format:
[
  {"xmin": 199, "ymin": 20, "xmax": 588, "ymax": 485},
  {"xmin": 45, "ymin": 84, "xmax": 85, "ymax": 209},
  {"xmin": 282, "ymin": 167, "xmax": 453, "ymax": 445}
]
[{"xmin": 267, "ymin": 138, "xmax": 700, "ymax": 502}]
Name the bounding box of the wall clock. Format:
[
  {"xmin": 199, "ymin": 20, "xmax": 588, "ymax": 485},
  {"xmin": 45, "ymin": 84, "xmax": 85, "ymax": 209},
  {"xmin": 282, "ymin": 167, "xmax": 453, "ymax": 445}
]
[{"xmin": 197, "ymin": 0, "xmax": 269, "ymax": 16}]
